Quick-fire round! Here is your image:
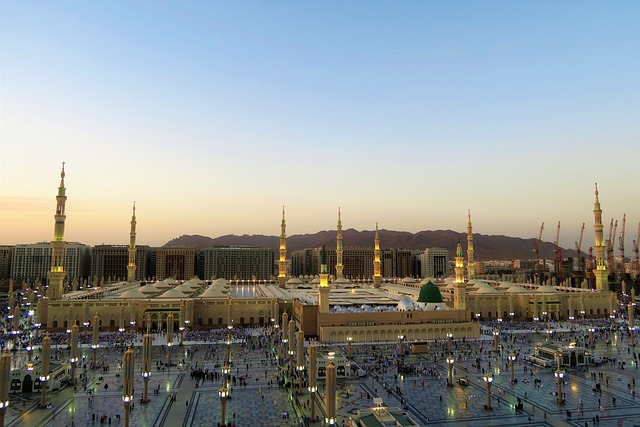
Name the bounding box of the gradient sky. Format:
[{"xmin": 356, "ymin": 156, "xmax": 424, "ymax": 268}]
[{"xmin": 1, "ymin": 1, "xmax": 638, "ymax": 250}]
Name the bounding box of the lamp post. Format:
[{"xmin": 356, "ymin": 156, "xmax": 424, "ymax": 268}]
[
  {"xmin": 0, "ymin": 349, "xmax": 11, "ymax": 427},
  {"xmin": 483, "ymin": 373, "xmax": 493, "ymax": 410},
  {"xmin": 325, "ymin": 352, "xmax": 336, "ymax": 426},
  {"xmin": 554, "ymin": 368, "xmax": 564, "ymax": 405},
  {"xmin": 447, "ymin": 331, "xmax": 453, "ymax": 352},
  {"xmin": 288, "ymin": 320, "xmax": 295, "ymax": 376},
  {"xmin": 91, "ymin": 313, "xmax": 100, "ymax": 368},
  {"xmin": 70, "ymin": 324, "xmax": 79, "ymax": 385},
  {"xmin": 142, "ymin": 331, "xmax": 152, "ymax": 403},
  {"xmin": 446, "ymin": 353, "xmax": 455, "ymax": 387},
  {"xmin": 166, "ymin": 313, "xmax": 174, "ymax": 368},
  {"xmin": 588, "ymin": 327, "xmax": 596, "ymax": 348},
  {"xmin": 219, "ymin": 386, "xmax": 228, "ymax": 427},
  {"xmin": 122, "ymin": 346, "xmax": 134, "ymax": 427},
  {"xmin": 508, "ymin": 352, "xmax": 516, "ymax": 384},
  {"xmin": 39, "ymin": 333, "xmax": 51, "ymax": 409},
  {"xmin": 493, "ymin": 329, "xmax": 500, "ymax": 353},
  {"xmin": 296, "ymin": 329, "xmax": 305, "ymax": 395},
  {"xmin": 308, "ymin": 341, "xmax": 317, "ymax": 422},
  {"xmin": 346, "ymin": 336, "xmax": 353, "ymax": 359}
]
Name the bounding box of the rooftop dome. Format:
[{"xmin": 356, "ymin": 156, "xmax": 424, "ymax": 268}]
[
  {"xmin": 138, "ymin": 284, "xmax": 159, "ymax": 294},
  {"xmin": 417, "ymin": 281, "xmax": 443, "ymax": 303},
  {"xmin": 506, "ymin": 285, "xmax": 529, "ymax": 293},
  {"xmin": 287, "ymin": 278, "xmax": 304, "ymax": 285},
  {"xmin": 401, "ymin": 277, "xmax": 418, "ymax": 284},
  {"xmin": 116, "ymin": 289, "xmax": 146, "ymax": 299},
  {"xmin": 397, "ymin": 297, "xmax": 415, "ymax": 311},
  {"xmin": 475, "ymin": 286, "xmax": 499, "ymax": 294},
  {"xmin": 334, "ymin": 278, "xmax": 351, "ymax": 284},
  {"xmin": 158, "ymin": 288, "xmax": 186, "ymax": 298},
  {"xmin": 537, "ymin": 285, "xmax": 557, "ymax": 293}
]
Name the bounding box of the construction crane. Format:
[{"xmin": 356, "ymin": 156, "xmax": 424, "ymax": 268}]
[
  {"xmin": 554, "ymin": 221, "xmax": 564, "ymax": 285},
  {"xmin": 633, "ymin": 222, "xmax": 639, "ymax": 279},
  {"xmin": 619, "ymin": 213, "xmax": 626, "ymax": 280},
  {"xmin": 575, "ymin": 222, "xmax": 585, "ymax": 273},
  {"xmin": 534, "ymin": 222, "xmax": 544, "ymax": 284},
  {"xmin": 606, "ymin": 219, "xmax": 618, "ymax": 273}
]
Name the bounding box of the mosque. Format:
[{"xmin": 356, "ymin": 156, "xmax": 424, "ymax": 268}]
[{"xmin": 28, "ymin": 164, "xmax": 616, "ymax": 343}]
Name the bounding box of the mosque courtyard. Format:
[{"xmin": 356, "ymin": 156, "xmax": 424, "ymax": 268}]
[{"xmin": 3, "ymin": 322, "xmax": 640, "ymax": 427}]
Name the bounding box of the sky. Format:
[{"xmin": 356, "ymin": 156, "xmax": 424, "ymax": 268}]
[{"xmin": 1, "ymin": 1, "xmax": 639, "ymax": 250}]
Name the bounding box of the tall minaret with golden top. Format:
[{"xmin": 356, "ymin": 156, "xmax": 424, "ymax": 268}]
[
  {"xmin": 278, "ymin": 206, "xmax": 287, "ymax": 288},
  {"xmin": 593, "ymin": 183, "xmax": 609, "ymax": 291},
  {"xmin": 467, "ymin": 209, "xmax": 475, "ymax": 280},
  {"xmin": 336, "ymin": 208, "xmax": 344, "ymax": 279},
  {"xmin": 127, "ymin": 202, "xmax": 137, "ymax": 282},
  {"xmin": 453, "ymin": 240, "xmax": 467, "ymax": 311},
  {"xmin": 47, "ymin": 162, "xmax": 67, "ymax": 300},
  {"xmin": 373, "ymin": 223, "xmax": 382, "ymax": 288}
]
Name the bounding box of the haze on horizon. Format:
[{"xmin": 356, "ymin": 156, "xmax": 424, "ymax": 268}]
[{"xmin": 1, "ymin": 1, "xmax": 638, "ymax": 250}]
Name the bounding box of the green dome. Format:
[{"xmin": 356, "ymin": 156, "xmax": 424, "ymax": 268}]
[{"xmin": 417, "ymin": 281, "xmax": 443, "ymax": 303}]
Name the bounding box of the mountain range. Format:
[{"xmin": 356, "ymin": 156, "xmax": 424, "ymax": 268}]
[{"xmin": 164, "ymin": 229, "xmax": 580, "ymax": 261}]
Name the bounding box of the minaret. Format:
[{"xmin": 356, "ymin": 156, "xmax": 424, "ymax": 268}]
[
  {"xmin": 47, "ymin": 162, "xmax": 67, "ymax": 300},
  {"xmin": 336, "ymin": 208, "xmax": 344, "ymax": 279},
  {"xmin": 467, "ymin": 209, "xmax": 475, "ymax": 280},
  {"xmin": 127, "ymin": 202, "xmax": 137, "ymax": 282},
  {"xmin": 278, "ymin": 206, "xmax": 287, "ymax": 288},
  {"xmin": 318, "ymin": 246, "xmax": 330, "ymax": 313},
  {"xmin": 373, "ymin": 223, "xmax": 382, "ymax": 288},
  {"xmin": 453, "ymin": 240, "xmax": 467, "ymax": 311},
  {"xmin": 593, "ymin": 183, "xmax": 609, "ymax": 291}
]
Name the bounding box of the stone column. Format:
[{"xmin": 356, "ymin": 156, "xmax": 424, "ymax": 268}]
[
  {"xmin": 325, "ymin": 352, "xmax": 336, "ymax": 425},
  {"xmin": 122, "ymin": 346, "xmax": 134, "ymax": 427},
  {"xmin": 308, "ymin": 341, "xmax": 317, "ymax": 422},
  {"xmin": 142, "ymin": 331, "xmax": 152, "ymax": 403},
  {"xmin": 0, "ymin": 349, "xmax": 10, "ymax": 427},
  {"xmin": 296, "ymin": 329, "xmax": 304, "ymax": 395},
  {"xmin": 92, "ymin": 313, "xmax": 100, "ymax": 367},
  {"xmin": 70, "ymin": 324, "xmax": 79, "ymax": 385}
]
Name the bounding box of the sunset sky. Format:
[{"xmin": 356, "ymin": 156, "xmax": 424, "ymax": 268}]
[{"xmin": 1, "ymin": 1, "xmax": 638, "ymax": 250}]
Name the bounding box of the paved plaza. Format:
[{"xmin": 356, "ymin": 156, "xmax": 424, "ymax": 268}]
[{"xmin": 4, "ymin": 323, "xmax": 640, "ymax": 427}]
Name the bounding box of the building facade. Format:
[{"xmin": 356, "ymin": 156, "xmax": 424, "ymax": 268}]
[
  {"xmin": 422, "ymin": 248, "xmax": 449, "ymax": 278},
  {"xmin": 91, "ymin": 245, "xmax": 150, "ymax": 281},
  {"xmin": 201, "ymin": 247, "xmax": 275, "ymax": 280},
  {"xmin": 155, "ymin": 247, "xmax": 195, "ymax": 280},
  {"xmin": 10, "ymin": 242, "xmax": 91, "ymax": 281}
]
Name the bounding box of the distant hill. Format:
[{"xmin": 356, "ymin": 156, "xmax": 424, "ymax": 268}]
[{"xmin": 163, "ymin": 229, "xmax": 574, "ymax": 261}]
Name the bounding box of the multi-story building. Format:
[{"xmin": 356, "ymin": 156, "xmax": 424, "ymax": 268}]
[
  {"xmin": 155, "ymin": 247, "xmax": 195, "ymax": 280},
  {"xmin": 0, "ymin": 245, "xmax": 12, "ymax": 281},
  {"xmin": 422, "ymin": 248, "xmax": 449, "ymax": 278},
  {"xmin": 91, "ymin": 245, "xmax": 150, "ymax": 281},
  {"xmin": 10, "ymin": 242, "xmax": 91, "ymax": 281},
  {"xmin": 201, "ymin": 246, "xmax": 275, "ymax": 280},
  {"xmin": 393, "ymin": 249, "xmax": 424, "ymax": 278}
]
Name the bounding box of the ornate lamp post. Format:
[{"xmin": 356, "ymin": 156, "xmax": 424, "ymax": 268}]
[
  {"xmin": 39, "ymin": 333, "xmax": 51, "ymax": 409},
  {"xmin": 346, "ymin": 336, "xmax": 353, "ymax": 359},
  {"xmin": 122, "ymin": 346, "xmax": 134, "ymax": 427},
  {"xmin": 589, "ymin": 327, "xmax": 596, "ymax": 348},
  {"xmin": 325, "ymin": 352, "xmax": 336, "ymax": 426},
  {"xmin": 26, "ymin": 343, "xmax": 33, "ymax": 363},
  {"xmin": 166, "ymin": 313, "xmax": 174, "ymax": 368},
  {"xmin": 0, "ymin": 349, "xmax": 11, "ymax": 427},
  {"xmin": 554, "ymin": 368, "xmax": 564, "ymax": 405},
  {"xmin": 288, "ymin": 320, "xmax": 295, "ymax": 376},
  {"xmin": 218, "ymin": 386, "xmax": 228, "ymax": 427},
  {"xmin": 483, "ymin": 373, "xmax": 493, "ymax": 410},
  {"xmin": 91, "ymin": 313, "xmax": 100, "ymax": 367},
  {"xmin": 142, "ymin": 331, "xmax": 152, "ymax": 403},
  {"xmin": 508, "ymin": 352, "xmax": 516, "ymax": 383},
  {"xmin": 308, "ymin": 341, "xmax": 317, "ymax": 422},
  {"xmin": 70, "ymin": 324, "xmax": 79, "ymax": 385},
  {"xmin": 446, "ymin": 331, "xmax": 453, "ymax": 352},
  {"xmin": 446, "ymin": 353, "xmax": 455, "ymax": 387},
  {"xmin": 493, "ymin": 329, "xmax": 500, "ymax": 353},
  {"xmin": 296, "ymin": 329, "xmax": 305, "ymax": 395}
]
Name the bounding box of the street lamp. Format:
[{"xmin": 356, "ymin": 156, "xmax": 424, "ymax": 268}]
[
  {"xmin": 308, "ymin": 341, "xmax": 317, "ymax": 422},
  {"xmin": 483, "ymin": 373, "xmax": 493, "ymax": 410},
  {"xmin": 493, "ymin": 329, "xmax": 500, "ymax": 353},
  {"xmin": 446, "ymin": 353, "xmax": 455, "ymax": 387},
  {"xmin": 446, "ymin": 331, "xmax": 453, "ymax": 352},
  {"xmin": 508, "ymin": 352, "xmax": 516, "ymax": 384},
  {"xmin": 346, "ymin": 336, "xmax": 353, "ymax": 359},
  {"xmin": 219, "ymin": 386, "xmax": 228, "ymax": 426},
  {"xmin": 122, "ymin": 346, "xmax": 134, "ymax": 427},
  {"xmin": 325, "ymin": 352, "xmax": 336, "ymax": 426},
  {"xmin": 554, "ymin": 368, "xmax": 564, "ymax": 405}
]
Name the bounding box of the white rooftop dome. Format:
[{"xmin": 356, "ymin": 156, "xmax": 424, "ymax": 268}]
[
  {"xmin": 537, "ymin": 285, "xmax": 557, "ymax": 293},
  {"xmin": 287, "ymin": 278, "xmax": 304, "ymax": 285},
  {"xmin": 397, "ymin": 297, "xmax": 415, "ymax": 311},
  {"xmin": 475, "ymin": 286, "xmax": 499, "ymax": 294},
  {"xmin": 139, "ymin": 284, "xmax": 159, "ymax": 294},
  {"xmin": 116, "ymin": 289, "xmax": 146, "ymax": 299},
  {"xmin": 158, "ymin": 288, "xmax": 186, "ymax": 298},
  {"xmin": 506, "ymin": 285, "xmax": 529, "ymax": 293}
]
